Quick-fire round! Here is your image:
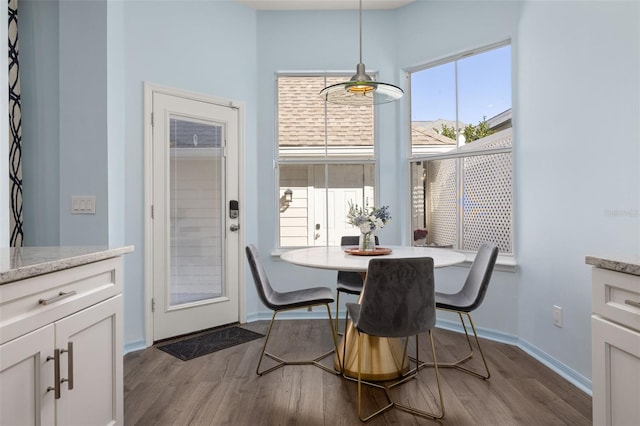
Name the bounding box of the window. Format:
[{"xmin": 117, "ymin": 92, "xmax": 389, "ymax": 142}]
[
  {"xmin": 409, "ymin": 42, "xmax": 513, "ymax": 254},
  {"xmin": 276, "ymin": 74, "xmax": 377, "ymax": 247}
]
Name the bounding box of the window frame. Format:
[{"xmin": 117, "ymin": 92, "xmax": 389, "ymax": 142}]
[
  {"xmin": 406, "ymin": 40, "xmax": 515, "ymax": 256},
  {"xmin": 274, "ymin": 72, "xmax": 379, "ymax": 249}
]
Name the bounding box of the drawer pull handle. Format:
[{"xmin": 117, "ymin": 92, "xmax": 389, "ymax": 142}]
[
  {"xmin": 46, "ymin": 349, "xmax": 61, "ymax": 399},
  {"xmin": 61, "ymin": 342, "xmax": 74, "ymax": 390},
  {"xmin": 39, "ymin": 290, "xmax": 77, "ymax": 305},
  {"xmin": 625, "ymin": 299, "xmax": 640, "ymax": 309}
]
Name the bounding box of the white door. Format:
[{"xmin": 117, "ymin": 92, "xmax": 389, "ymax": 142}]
[
  {"xmin": 311, "ymin": 164, "xmax": 373, "ymax": 245},
  {"xmin": 152, "ymin": 91, "xmax": 240, "ymax": 340}
]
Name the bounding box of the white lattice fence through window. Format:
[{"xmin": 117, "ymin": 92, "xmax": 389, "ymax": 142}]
[
  {"xmin": 463, "ymin": 153, "xmax": 512, "ymax": 253},
  {"xmin": 426, "ymin": 159, "xmax": 457, "ymax": 246}
]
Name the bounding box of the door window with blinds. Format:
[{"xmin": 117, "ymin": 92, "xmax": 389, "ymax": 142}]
[
  {"xmin": 408, "ymin": 42, "xmax": 513, "ymax": 254},
  {"xmin": 169, "ymin": 117, "xmax": 224, "ymax": 304},
  {"xmin": 276, "ymin": 74, "xmax": 377, "ymax": 247}
]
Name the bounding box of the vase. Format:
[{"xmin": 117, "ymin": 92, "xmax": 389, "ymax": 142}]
[
  {"xmin": 414, "ymin": 238, "xmax": 427, "ymax": 247},
  {"xmin": 358, "ymin": 232, "xmax": 376, "ymax": 252}
]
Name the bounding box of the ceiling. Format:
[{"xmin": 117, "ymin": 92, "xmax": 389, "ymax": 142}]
[{"xmin": 236, "ymin": 0, "xmax": 415, "ymax": 10}]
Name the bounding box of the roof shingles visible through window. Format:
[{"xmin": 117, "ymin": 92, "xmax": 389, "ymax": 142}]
[
  {"xmin": 278, "ymin": 76, "xmax": 457, "ymax": 148},
  {"xmin": 279, "ymin": 76, "xmax": 374, "ymax": 147}
]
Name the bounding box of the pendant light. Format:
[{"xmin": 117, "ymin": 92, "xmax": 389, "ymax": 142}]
[{"xmin": 319, "ymin": 0, "xmax": 404, "ymax": 106}]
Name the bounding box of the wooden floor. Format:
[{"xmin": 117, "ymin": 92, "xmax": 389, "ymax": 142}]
[{"xmin": 124, "ymin": 320, "xmax": 591, "ymax": 425}]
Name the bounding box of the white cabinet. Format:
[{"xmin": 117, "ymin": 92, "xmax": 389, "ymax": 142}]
[
  {"xmin": 0, "ymin": 256, "xmax": 124, "ymax": 426},
  {"xmin": 0, "ymin": 324, "xmax": 55, "ymax": 425},
  {"xmin": 591, "ymin": 267, "xmax": 640, "ymax": 426}
]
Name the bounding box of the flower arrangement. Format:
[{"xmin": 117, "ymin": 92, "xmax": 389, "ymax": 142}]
[{"xmin": 346, "ymin": 201, "xmax": 391, "ymax": 234}]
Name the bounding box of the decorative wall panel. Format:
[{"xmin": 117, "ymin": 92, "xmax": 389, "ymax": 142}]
[{"xmin": 8, "ymin": 0, "xmax": 23, "ymax": 247}]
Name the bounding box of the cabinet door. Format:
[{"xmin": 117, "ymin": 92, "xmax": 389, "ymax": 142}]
[
  {"xmin": 592, "ymin": 315, "xmax": 640, "ymax": 426},
  {"xmin": 55, "ymin": 295, "xmax": 123, "ymax": 426},
  {"xmin": 0, "ymin": 324, "xmax": 55, "ymax": 426}
]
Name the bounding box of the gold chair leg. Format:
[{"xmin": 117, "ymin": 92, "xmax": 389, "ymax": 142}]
[
  {"xmin": 334, "ymin": 291, "xmax": 341, "ymax": 335},
  {"xmin": 457, "ymin": 312, "xmax": 491, "ymax": 379},
  {"xmin": 420, "ymin": 310, "xmax": 491, "ymax": 380},
  {"xmin": 353, "ymin": 331, "xmax": 445, "ymax": 422},
  {"xmin": 340, "ymin": 308, "xmax": 350, "ymax": 375},
  {"xmin": 324, "ymin": 304, "xmax": 341, "ymax": 374},
  {"xmin": 356, "ymin": 331, "xmax": 394, "ymax": 422},
  {"xmin": 394, "ymin": 331, "xmax": 445, "ymax": 419},
  {"xmin": 335, "ymin": 291, "xmax": 353, "ymax": 337},
  {"xmin": 256, "ymin": 311, "xmax": 282, "ymax": 376},
  {"xmin": 256, "ymin": 304, "xmax": 340, "ymax": 376}
]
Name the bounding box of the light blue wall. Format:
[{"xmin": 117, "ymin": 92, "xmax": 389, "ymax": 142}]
[
  {"xmin": 394, "ymin": 0, "xmax": 524, "ymax": 358},
  {"xmin": 59, "ymin": 0, "xmax": 109, "ymax": 245},
  {"xmin": 514, "ymin": 0, "xmax": 639, "ymax": 383},
  {"xmin": 393, "ymin": 0, "xmax": 639, "ymax": 384},
  {"xmin": 120, "ymin": 0, "xmax": 258, "ymax": 347},
  {"xmin": 20, "ymin": 0, "xmax": 60, "ymax": 246},
  {"xmin": 254, "ymin": 9, "xmax": 404, "ymax": 316},
  {"xmin": 18, "ymin": 0, "xmax": 639, "ymax": 388},
  {"xmin": 107, "ymin": 1, "xmax": 126, "ymax": 248}
]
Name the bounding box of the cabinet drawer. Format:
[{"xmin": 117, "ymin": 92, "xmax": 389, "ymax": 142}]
[
  {"xmin": 0, "ymin": 257, "xmax": 122, "ymax": 345},
  {"xmin": 592, "ymin": 267, "xmax": 640, "ymax": 332}
]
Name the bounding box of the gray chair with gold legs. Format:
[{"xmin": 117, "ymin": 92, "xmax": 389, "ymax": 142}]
[
  {"xmin": 334, "ymin": 235, "xmax": 379, "ymax": 335},
  {"xmin": 430, "ymin": 243, "xmax": 498, "ymax": 380},
  {"xmin": 346, "ymin": 257, "xmax": 444, "ymax": 422},
  {"xmin": 245, "ymin": 244, "xmax": 340, "ymax": 376}
]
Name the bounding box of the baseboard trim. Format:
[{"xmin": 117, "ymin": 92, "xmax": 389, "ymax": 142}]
[
  {"xmin": 427, "ymin": 317, "xmax": 592, "ymax": 396},
  {"xmin": 124, "ymin": 340, "xmax": 147, "ymax": 355}
]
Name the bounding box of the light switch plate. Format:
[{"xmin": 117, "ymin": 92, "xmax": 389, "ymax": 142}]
[
  {"xmin": 553, "ymin": 305, "xmax": 563, "ymax": 327},
  {"xmin": 71, "ymin": 196, "xmax": 96, "ymax": 214}
]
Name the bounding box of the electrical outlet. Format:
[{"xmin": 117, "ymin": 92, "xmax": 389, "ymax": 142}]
[
  {"xmin": 307, "ymin": 306, "xmax": 312, "ymax": 312},
  {"xmin": 553, "ymin": 305, "xmax": 563, "ymax": 327}
]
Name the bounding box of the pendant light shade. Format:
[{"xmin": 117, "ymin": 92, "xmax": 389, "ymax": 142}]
[{"xmin": 319, "ymin": 0, "xmax": 403, "ymax": 106}]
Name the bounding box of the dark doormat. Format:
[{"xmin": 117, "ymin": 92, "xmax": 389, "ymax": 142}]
[{"xmin": 157, "ymin": 327, "xmax": 264, "ymax": 361}]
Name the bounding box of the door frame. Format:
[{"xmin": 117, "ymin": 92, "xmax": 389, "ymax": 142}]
[{"xmin": 143, "ymin": 82, "xmax": 246, "ymax": 347}]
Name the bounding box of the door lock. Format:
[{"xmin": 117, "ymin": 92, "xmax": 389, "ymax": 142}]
[
  {"xmin": 229, "ymin": 224, "xmax": 239, "ymax": 232},
  {"xmin": 229, "ymin": 200, "xmax": 239, "ymax": 219}
]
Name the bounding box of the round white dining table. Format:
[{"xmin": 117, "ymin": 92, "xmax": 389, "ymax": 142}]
[
  {"xmin": 280, "ymin": 245, "xmax": 466, "ymax": 381},
  {"xmin": 280, "ymin": 245, "xmax": 466, "ymax": 272}
]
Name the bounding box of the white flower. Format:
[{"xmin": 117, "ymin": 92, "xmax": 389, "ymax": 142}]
[{"xmin": 346, "ymin": 201, "xmax": 391, "ymax": 234}]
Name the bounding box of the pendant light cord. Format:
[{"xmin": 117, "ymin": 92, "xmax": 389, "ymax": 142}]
[{"xmin": 358, "ymin": 0, "xmax": 363, "ymax": 64}]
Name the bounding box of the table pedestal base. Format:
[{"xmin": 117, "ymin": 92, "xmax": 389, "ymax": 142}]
[{"xmin": 334, "ymin": 321, "xmax": 409, "ymax": 381}]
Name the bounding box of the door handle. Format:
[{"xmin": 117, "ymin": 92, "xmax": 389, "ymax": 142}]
[
  {"xmin": 625, "ymin": 299, "xmax": 640, "ymax": 309},
  {"xmin": 46, "ymin": 349, "xmax": 61, "ymax": 399},
  {"xmin": 229, "ymin": 224, "xmax": 239, "ymax": 232},
  {"xmin": 61, "ymin": 342, "xmax": 74, "ymax": 391},
  {"xmin": 39, "ymin": 290, "xmax": 76, "ymax": 305}
]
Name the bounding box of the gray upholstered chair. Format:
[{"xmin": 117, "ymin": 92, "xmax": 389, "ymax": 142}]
[
  {"xmin": 346, "ymin": 257, "xmax": 444, "ymax": 421},
  {"xmin": 245, "ymin": 244, "xmax": 339, "ymax": 376},
  {"xmin": 433, "ymin": 242, "xmax": 498, "ymax": 379},
  {"xmin": 334, "ymin": 235, "xmax": 379, "ymax": 335}
]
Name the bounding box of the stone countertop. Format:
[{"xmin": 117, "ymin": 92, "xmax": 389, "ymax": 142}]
[
  {"xmin": 585, "ymin": 254, "xmax": 640, "ymax": 276},
  {"xmin": 0, "ymin": 246, "xmax": 134, "ymax": 285}
]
